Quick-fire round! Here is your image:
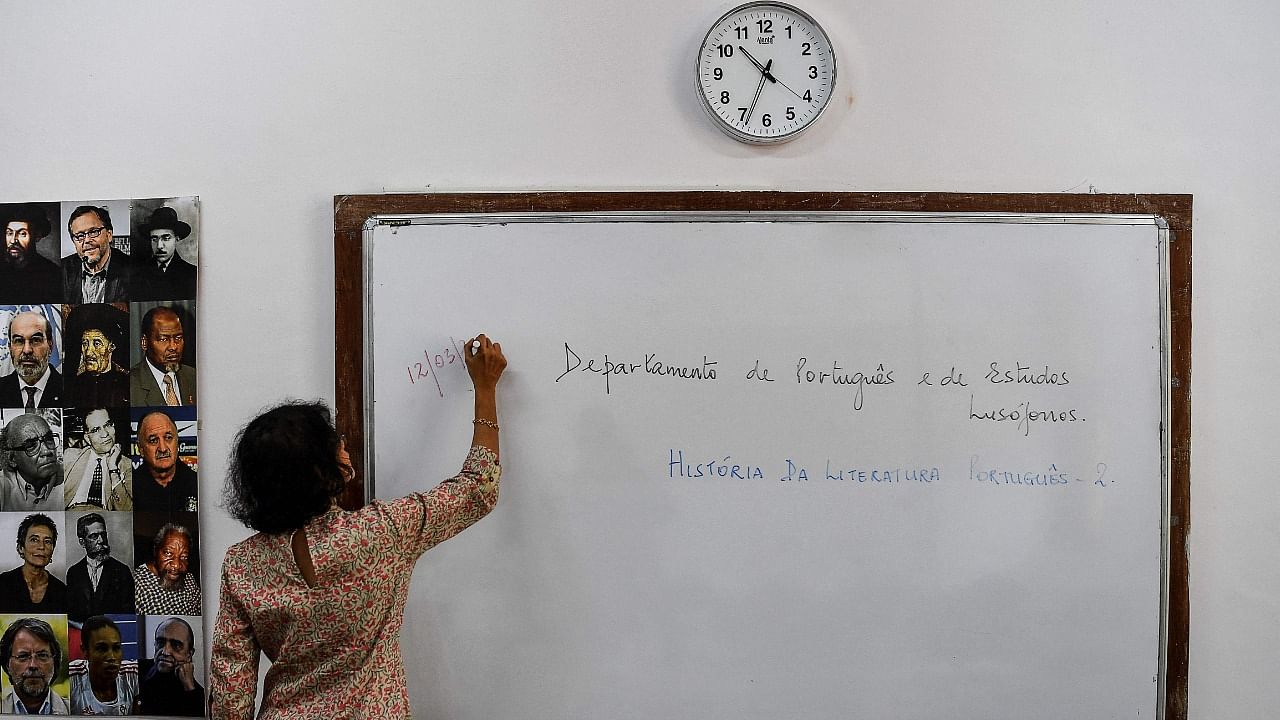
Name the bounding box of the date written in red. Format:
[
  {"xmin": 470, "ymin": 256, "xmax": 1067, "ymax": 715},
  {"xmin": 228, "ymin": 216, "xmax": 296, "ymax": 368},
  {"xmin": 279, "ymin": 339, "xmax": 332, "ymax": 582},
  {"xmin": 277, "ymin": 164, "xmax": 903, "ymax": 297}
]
[{"xmin": 406, "ymin": 338, "xmax": 467, "ymax": 397}]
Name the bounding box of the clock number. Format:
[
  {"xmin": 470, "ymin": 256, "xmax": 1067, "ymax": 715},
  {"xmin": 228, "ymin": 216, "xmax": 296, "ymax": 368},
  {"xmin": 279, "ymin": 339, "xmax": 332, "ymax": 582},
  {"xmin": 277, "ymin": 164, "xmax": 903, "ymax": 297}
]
[
  {"xmin": 718, "ymin": 44, "xmax": 734, "ymax": 58},
  {"xmin": 803, "ymin": 89, "xmax": 813, "ymax": 102},
  {"xmin": 756, "ymin": 19, "xmax": 773, "ymax": 34},
  {"xmin": 786, "ymin": 106, "xmax": 796, "ymax": 120},
  {"xmin": 808, "ymin": 65, "xmax": 818, "ymax": 79},
  {"xmin": 737, "ymin": 107, "xmax": 749, "ymax": 122},
  {"xmin": 713, "ymin": 67, "xmax": 723, "ymax": 80},
  {"xmin": 735, "ymin": 26, "xmax": 748, "ymax": 40},
  {"xmin": 761, "ymin": 113, "xmax": 772, "ymax": 127},
  {"xmin": 785, "ymin": 25, "xmax": 792, "ymax": 38},
  {"xmin": 801, "ymin": 42, "xmax": 812, "ymax": 55},
  {"xmin": 721, "ymin": 91, "xmax": 730, "ymax": 104}
]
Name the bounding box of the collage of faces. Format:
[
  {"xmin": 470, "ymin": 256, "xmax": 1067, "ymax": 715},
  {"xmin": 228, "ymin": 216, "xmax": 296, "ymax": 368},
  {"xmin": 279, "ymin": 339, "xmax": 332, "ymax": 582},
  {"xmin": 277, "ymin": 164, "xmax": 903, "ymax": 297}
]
[{"xmin": 0, "ymin": 197, "xmax": 204, "ymax": 715}]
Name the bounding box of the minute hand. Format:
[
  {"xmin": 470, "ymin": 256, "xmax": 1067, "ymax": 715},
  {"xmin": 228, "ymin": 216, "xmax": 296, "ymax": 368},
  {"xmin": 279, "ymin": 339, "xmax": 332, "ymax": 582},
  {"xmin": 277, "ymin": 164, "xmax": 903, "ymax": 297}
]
[{"xmin": 737, "ymin": 46, "xmax": 777, "ymax": 82}]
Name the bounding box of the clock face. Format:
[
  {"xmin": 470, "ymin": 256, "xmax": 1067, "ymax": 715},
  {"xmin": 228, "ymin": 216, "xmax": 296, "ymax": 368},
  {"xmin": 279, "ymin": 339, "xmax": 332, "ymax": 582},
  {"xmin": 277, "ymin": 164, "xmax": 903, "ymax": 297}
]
[{"xmin": 695, "ymin": 2, "xmax": 836, "ymax": 144}]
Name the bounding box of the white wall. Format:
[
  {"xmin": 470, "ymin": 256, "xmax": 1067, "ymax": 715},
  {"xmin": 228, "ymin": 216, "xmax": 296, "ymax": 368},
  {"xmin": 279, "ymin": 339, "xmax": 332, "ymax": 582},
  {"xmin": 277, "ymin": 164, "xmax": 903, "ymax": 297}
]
[{"xmin": 1, "ymin": 1, "xmax": 1275, "ymax": 717}]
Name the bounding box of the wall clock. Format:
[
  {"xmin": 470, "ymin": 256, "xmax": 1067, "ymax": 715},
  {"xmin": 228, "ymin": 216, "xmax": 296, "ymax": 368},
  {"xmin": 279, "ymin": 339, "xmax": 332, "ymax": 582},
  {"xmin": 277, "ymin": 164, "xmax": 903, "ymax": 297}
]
[{"xmin": 695, "ymin": 2, "xmax": 837, "ymax": 144}]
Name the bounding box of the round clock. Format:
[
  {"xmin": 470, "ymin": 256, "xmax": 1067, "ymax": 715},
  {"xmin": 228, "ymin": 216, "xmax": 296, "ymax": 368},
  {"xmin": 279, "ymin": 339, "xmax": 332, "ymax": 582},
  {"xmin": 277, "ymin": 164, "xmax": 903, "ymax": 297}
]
[{"xmin": 695, "ymin": 2, "xmax": 837, "ymax": 144}]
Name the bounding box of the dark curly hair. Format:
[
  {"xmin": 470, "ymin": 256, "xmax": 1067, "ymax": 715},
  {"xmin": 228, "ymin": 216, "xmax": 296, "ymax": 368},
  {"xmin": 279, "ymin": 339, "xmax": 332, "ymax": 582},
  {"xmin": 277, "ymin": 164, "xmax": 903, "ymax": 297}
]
[
  {"xmin": 17, "ymin": 514, "xmax": 57, "ymax": 549},
  {"xmin": 224, "ymin": 400, "xmax": 348, "ymax": 534}
]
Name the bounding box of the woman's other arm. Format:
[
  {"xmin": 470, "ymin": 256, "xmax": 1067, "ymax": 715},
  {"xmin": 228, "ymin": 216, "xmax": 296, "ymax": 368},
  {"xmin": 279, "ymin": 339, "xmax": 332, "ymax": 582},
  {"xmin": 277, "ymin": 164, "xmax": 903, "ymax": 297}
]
[{"xmin": 209, "ymin": 561, "xmax": 262, "ymax": 720}]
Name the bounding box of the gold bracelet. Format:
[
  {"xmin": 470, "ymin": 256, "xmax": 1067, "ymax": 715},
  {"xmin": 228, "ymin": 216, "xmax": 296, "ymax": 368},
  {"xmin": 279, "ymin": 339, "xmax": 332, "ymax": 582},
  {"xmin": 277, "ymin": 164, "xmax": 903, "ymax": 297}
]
[{"xmin": 473, "ymin": 418, "xmax": 500, "ymax": 431}]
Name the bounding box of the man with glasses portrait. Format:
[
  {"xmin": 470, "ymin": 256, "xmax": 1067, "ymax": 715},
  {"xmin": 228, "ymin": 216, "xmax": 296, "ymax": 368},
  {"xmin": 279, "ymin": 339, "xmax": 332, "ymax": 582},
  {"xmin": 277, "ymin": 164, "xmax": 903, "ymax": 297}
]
[
  {"xmin": 63, "ymin": 408, "xmax": 132, "ymax": 511},
  {"xmin": 62, "ymin": 205, "xmax": 133, "ymax": 303},
  {"xmin": 0, "ymin": 311, "xmax": 63, "ymax": 411},
  {"xmin": 0, "ymin": 414, "xmax": 64, "ymax": 512},
  {"xmin": 0, "ymin": 617, "xmax": 69, "ymax": 714}
]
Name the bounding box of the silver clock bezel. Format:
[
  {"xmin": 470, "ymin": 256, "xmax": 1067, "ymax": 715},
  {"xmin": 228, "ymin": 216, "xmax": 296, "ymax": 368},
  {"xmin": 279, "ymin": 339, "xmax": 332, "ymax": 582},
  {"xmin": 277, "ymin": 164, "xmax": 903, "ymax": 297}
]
[{"xmin": 694, "ymin": 1, "xmax": 837, "ymax": 145}]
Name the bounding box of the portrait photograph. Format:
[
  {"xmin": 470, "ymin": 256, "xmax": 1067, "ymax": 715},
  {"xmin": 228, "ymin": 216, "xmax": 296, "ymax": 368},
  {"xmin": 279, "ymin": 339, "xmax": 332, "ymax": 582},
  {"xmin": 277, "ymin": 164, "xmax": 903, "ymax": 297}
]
[
  {"xmin": 0, "ymin": 203, "xmax": 63, "ymax": 304},
  {"xmin": 0, "ymin": 613, "xmax": 70, "ymax": 707},
  {"xmin": 66, "ymin": 612, "xmax": 145, "ymax": 715},
  {"xmin": 0, "ymin": 512, "xmax": 69, "ymax": 615},
  {"xmin": 128, "ymin": 199, "xmax": 199, "ymax": 302},
  {"xmin": 0, "ymin": 305, "xmax": 64, "ymax": 412},
  {"xmin": 128, "ymin": 301, "xmax": 197, "ymax": 409},
  {"xmin": 62, "ymin": 303, "xmax": 131, "ymax": 410},
  {"xmin": 130, "ymin": 407, "xmax": 197, "ymax": 515},
  {"xmin": 58, "ymin": 200, "xmax": 134, "ymax": 305},
  {"xmin": 0, "ymin": 409, "xmax": 65, "ymax": 513},
  {"xmin": 131, "ymin": 512, "xmax": 201, "ymax": 618},
  {"xmin": 64, "ymin": 510, "xmax": 136, "ymax": 624},
  {"xmin": 141, "ymin": 614, "xmax": 203, "ymax": 684},
  {"xmin": 62, "ymin": 406, "xmax": 133, "ymax": 513},
  {"xmin": 134, "ymin": 613, "xmax": 205, "ymax": 717}
]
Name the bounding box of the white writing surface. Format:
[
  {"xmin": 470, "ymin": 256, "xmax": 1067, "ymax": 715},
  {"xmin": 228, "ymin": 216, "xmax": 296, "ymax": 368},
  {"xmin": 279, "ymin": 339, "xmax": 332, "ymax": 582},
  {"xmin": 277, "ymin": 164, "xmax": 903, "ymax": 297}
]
[{"xmin": 366, "ymin": 214, "xmax": 1168, "ymax": 720}]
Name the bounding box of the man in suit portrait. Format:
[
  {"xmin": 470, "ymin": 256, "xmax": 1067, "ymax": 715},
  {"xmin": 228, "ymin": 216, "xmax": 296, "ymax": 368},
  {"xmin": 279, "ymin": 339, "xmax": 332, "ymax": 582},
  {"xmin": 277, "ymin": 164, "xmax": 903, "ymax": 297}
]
[
  {"xmin": 66, "ymin": 513, "xmax": 135, "ymax": 622},
  {"xmin": 62, "ymin": 205, "xmax": 132, "ymax": 303},
  {"xmin": 65, "ymin": 303, "xmax": 129, "ymax": 409},
  {"xmin": 63, "ymin": 408, "xmax": 132, "ymax": 511},
  {"xmin": 132, "ymin": 207, "xmax": 197, "ymax": 301},
  {"xmin": 129, "ymin": 306, "xmax": 196, "ymax": 407},
  {"xmin": 0, "ymin": 311, "xmax": 61, "ymax": 410},
  {"xmin": 0, "ymin": 204, "xmax": 61, "ymax": 303}
]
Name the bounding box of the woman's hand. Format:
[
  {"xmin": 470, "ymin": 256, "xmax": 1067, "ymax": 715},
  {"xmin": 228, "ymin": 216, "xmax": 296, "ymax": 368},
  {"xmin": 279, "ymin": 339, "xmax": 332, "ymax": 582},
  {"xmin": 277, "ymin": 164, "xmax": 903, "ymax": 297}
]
[
  {"xmin": 465, "ymin": 334, "xmax": 506, "ymax": 392},
  {"xmin": 465, "ymin": 334, "xmax": 505, "ymax": 459}
]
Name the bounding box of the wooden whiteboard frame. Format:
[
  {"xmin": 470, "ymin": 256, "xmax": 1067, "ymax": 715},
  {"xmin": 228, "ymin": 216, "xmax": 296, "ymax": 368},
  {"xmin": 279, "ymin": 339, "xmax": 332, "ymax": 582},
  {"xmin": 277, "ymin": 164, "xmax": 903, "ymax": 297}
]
[{"xmin": 334, "ymin": 191, "xmax": 1191, "ymax": 719}]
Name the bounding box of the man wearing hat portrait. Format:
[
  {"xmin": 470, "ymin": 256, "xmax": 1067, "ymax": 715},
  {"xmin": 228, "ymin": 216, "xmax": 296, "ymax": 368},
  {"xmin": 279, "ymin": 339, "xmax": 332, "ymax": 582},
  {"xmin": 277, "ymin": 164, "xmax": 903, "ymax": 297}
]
[
  {"xmin": 132, "ymin": 206, "xmax": 197, "ymax": 301},
  {"xmin": 65, "ymin": 303, "xmax": 130, "ymax": 408},
  {"xmin": 0, "ymin": 203, "xmax": 62, "ymax": 303}
]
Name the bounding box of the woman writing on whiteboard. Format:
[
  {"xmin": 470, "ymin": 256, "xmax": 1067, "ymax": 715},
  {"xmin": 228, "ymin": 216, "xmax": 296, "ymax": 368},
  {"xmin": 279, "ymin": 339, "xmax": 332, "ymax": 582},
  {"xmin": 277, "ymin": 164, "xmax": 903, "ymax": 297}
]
[{"xmin": 209, "ymin": 334, "xmax": 506, "ymax": 719}]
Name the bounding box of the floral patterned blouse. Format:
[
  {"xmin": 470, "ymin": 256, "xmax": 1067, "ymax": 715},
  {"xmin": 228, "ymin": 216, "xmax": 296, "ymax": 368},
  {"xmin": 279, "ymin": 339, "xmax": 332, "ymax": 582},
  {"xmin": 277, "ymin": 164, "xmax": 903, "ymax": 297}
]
[{"xmin": 210, "ymin": 446, "xmax": 500, "ymax": 719}]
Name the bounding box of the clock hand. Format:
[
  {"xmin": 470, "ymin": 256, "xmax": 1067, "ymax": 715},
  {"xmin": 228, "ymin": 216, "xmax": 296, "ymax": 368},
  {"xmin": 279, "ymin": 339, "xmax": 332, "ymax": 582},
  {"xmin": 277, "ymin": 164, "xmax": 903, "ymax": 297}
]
[
  {"xmin": 737, "ymin": 46, "xmax": 777, "ymax": 83},
  {"xmin": 771, "ymin": 73, "xmax": 811, "ymax": 102},
  {"xmin": 737, "ymin": 45, "xmax": 766, "ymax": 73},
  {"xmin": 737, "ymin": 43, "xmax": 815, "ymax": 105},
  {"xmin": 745, "ymin": 59, "xmax": 772, "ymax": 123}
]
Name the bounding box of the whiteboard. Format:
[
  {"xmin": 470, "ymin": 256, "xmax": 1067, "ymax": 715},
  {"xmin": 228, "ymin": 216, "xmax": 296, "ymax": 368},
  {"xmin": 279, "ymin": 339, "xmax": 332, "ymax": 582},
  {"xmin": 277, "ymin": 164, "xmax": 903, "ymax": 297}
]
[{"xmin": 362, "ymin": 212, "xmax": 1170, "ymax": 720}]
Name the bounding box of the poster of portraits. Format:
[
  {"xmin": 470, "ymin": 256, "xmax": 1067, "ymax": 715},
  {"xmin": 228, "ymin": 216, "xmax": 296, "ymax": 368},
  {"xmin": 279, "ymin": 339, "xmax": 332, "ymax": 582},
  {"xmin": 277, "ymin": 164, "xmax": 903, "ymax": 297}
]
[{"xmin": 0, "ymin": 197, "xmax": 204, "ymax": 716}]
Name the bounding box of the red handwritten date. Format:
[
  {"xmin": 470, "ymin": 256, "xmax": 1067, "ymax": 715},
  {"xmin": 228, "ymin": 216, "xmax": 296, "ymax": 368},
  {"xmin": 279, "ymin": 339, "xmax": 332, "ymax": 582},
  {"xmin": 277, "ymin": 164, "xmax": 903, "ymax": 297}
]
[{"xmin": 406, "ymin": 337, "xmax": 467, "ymax": 397}]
